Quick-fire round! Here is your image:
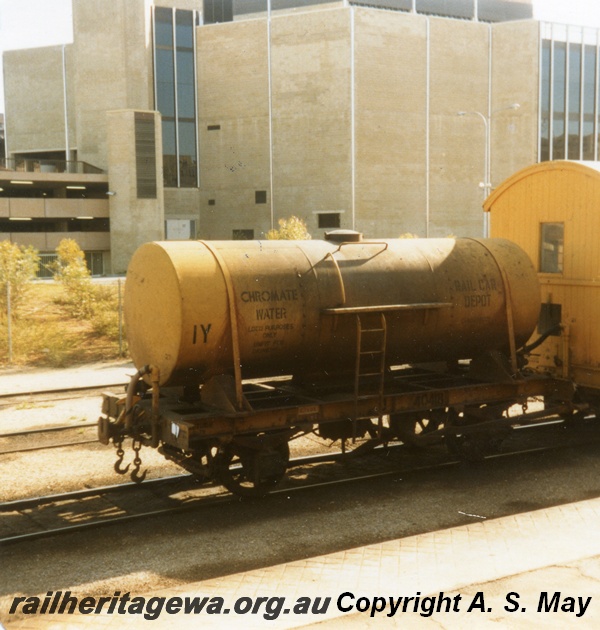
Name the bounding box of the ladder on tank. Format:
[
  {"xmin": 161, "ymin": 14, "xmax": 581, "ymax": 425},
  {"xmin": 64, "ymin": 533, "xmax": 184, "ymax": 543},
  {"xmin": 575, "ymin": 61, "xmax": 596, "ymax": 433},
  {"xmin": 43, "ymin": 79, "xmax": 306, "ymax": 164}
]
[{"xmin": 353, "ymin": 313, "xmax": 387, "ymax": 440}]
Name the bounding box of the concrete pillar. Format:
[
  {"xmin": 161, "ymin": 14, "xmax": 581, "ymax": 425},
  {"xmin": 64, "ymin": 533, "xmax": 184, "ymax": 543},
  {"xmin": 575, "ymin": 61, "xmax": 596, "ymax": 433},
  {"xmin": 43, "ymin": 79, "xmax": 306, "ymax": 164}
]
[{"xmin": 107, "ymin": 109, "xmax": 164, "ymax": 273}]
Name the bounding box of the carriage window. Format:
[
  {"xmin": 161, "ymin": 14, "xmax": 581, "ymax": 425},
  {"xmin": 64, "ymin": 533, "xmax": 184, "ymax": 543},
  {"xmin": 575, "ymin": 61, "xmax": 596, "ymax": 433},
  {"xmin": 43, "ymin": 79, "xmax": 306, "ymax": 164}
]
[{"xmin": 540, "ymin": 223, "xmax": 564, "ymax": 273}]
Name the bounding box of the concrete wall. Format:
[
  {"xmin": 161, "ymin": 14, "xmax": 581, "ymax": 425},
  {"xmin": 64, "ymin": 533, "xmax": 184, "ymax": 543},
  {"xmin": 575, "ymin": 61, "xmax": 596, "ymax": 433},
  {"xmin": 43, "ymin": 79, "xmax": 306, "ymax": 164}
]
[
  {"xmin": 107, "ymin": 110, "xmax": 164, "ymax": 273},
  {"xmin": 196, "ymin": 6, "xmax": 498, "ymax": 240},
  {"xmin": 0, "ymin": 231, "xmax": 110, "ymax": 251},
  {"xmin": 429, "ymin": 17, "xmax": 491, "ymax": 238},
  {"xmin": 271, "ymin": 7, "xmax": 352, "ymax": 237},
  {"xmin": 491, "ymin": 20, "xmax": 539, "ymax": 186},
  {"xmin": 73, "ymin": 0, "xmax": 154, "ymax": 170},
  {"xmin": 354, "ymin": 9, "xmax": 427, "ymax": 239},
  {"xmin": 0, "ymin": 197, "xmax": 108, "ymax": 220},
  {"xmin": 164, "ymin": 188, "xmax": 202, "ymax": 222},
  {"xmin": 197, "ymin": 18, "xmax": 271, "ymax": 239},
  {"xmin": 3, "ymin": 45, "xmax": 75, "ymax": 156},
  {"xmin": 197, "ymin": 7, "xmax": 353, "ymax": 239}
]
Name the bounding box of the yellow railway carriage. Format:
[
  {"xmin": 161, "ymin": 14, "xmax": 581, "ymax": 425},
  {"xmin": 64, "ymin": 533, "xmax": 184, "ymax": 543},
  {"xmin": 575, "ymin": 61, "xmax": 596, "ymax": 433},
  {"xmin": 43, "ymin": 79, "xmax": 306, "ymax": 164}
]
[{"xmin": 485, "ymin": 160, "xmax": 600, "ymax": 396}]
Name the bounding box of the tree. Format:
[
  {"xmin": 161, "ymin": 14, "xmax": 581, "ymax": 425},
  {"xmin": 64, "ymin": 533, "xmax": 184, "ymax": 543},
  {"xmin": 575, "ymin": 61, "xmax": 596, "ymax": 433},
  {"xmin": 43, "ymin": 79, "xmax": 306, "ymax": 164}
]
[
  {"xmin": 0, "ymin": 241, "xmax": 40, "ymax": 315},
  {"xmin": 266, "ymin": 216, "xmax": 312, "ymax": 240}
]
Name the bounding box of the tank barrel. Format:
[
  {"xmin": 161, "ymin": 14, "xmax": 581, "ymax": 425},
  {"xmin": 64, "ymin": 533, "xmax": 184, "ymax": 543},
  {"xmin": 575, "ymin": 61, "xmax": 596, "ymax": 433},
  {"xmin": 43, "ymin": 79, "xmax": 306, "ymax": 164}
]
[{"xmin": 124, "ymin": 237, "xmax": 540, "ymax": 388}]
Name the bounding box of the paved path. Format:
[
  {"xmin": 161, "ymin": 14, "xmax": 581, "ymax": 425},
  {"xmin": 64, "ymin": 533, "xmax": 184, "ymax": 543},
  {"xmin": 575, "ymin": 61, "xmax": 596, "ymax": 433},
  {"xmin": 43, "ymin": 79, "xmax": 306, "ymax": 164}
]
[{"xmin": 4, "ymin": 497, "xmax": 600, "ymax": 628}]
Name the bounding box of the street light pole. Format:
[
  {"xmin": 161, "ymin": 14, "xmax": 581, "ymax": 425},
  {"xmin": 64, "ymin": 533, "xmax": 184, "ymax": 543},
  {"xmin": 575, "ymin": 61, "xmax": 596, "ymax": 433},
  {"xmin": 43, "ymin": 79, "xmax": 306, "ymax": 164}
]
[
  {"xmin": 267, "ymin": 0, "xmax": 275, "ymax": 232},
  {"xmin": 457, "ymin": 103, "xmax": 520, "ymax": 237}
]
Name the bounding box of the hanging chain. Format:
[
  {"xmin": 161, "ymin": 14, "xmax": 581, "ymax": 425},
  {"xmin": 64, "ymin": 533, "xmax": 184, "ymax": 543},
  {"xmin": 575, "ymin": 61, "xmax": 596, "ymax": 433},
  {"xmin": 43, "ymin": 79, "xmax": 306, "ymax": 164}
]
[
  {"xmin": 130, "ymin": 438, "xmax": 147, "ymax": 483},
  {"xmin": 113, "ymin": 439, "xmax": 130, "ymax": 475}
]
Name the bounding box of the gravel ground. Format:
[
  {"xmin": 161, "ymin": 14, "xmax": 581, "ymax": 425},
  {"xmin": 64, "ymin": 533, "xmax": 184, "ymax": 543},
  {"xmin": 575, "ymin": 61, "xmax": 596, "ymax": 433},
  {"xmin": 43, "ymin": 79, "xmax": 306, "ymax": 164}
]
[{"xmin": 0, "ymin": 395, "xmax": 183, "ymax": 501}]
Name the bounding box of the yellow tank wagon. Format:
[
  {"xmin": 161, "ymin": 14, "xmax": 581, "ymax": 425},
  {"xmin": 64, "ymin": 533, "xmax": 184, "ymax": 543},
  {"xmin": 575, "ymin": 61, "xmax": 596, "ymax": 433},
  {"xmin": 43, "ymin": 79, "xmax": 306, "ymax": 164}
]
[{"xmin": 99, "ymin": 232, "xmax": 581, "ymax": 496}]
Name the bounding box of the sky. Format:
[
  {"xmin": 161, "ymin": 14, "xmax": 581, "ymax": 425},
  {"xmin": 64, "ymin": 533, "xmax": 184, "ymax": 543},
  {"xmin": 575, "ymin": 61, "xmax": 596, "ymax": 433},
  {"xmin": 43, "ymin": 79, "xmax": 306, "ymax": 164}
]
[{"xmin": 2, "ymin": 0, "xmax": 600, "ymax": 113}]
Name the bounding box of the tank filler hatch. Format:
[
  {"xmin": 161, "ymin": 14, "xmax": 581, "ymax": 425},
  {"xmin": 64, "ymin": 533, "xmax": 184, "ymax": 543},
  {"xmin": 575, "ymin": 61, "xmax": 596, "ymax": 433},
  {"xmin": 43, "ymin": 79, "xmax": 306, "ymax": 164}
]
[{"xmin": 324, "ymin": 229, "xmax": 363, "ymax": 243}]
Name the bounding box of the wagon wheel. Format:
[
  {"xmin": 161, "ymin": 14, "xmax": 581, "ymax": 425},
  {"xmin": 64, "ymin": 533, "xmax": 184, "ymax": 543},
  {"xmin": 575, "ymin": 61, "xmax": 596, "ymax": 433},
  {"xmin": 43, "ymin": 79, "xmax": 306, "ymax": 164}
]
[
  {"xmin": 390, "ymin": 411, "xmax": 443, "ymax": 446},
  {"xmin": 445, "ymin": 407, "xmax": 507, "ymax": 462},
  {"xmin": 214, "ymin": 441, "xmax": 290, "ymax": 498}
]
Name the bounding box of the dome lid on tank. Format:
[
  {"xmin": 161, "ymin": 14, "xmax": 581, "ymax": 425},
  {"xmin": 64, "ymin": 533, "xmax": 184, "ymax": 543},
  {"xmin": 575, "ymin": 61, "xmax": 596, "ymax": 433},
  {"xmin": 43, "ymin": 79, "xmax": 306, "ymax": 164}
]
[{"xmin": 324, "ymin": 229, "xmax": 363, "ymax": 243}]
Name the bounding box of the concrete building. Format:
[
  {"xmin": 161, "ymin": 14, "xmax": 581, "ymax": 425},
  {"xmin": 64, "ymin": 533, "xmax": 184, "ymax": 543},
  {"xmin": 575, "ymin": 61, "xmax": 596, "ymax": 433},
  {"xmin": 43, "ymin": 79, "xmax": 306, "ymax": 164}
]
[{"xmin": 0, "ymin": 0, "xmax": 594, "ymax": 273}]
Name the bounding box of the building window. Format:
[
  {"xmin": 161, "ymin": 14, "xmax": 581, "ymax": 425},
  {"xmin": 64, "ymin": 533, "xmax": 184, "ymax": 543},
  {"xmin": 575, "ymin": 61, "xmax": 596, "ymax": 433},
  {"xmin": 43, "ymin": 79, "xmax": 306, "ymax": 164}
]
[
  {"xmin": 583, "ymin": 44, "xmax": 597, "ymax": 159},
  {"xmin": 567, "ymin": 42, "xmax": 581, "ymax": 160},
  {"xmin": 540, "ymin": 25, "xmax": 600, "ymax": 162},
  {"xmin": 255, "ymin": 190, "xmax": 267, "ymax": 204},
  {"xmin": 552, "ymin": 41, "xmax": 567, "ymax": 159},
  {"xmin": 318, "ymin": 213, "xmax": 341, "ymax": 229},
  {"xmin": 37, "ymin": 252, "xmax": 104, "ymax": 277},
  {"xmin": 153, "ymin": 7, "xmax": 198, "ymax": 188},
  {"xmin": 85, "ymin": 252, "xmax": 105, "ymax": 276},
  {"xmin": 0, "ymin": 218, "xmax": 109, "ymax": 232},
  {"xmin": 38, "ymin": 254, "xmax": 58, "ymax": 279},
  {"xmin": 203, "ymin": 0, "xmax": 233, "ymax": 24},
  {"xmin": 540, "ymin": 40, "xmax": 551, "ymax": 161},
  {"xmin": 540, "ymin": 222, "xmax": 564, "ymax": 273},
  {"xmin": 233, "ymin": 229, "xmax": 254, "ymax": 240}
]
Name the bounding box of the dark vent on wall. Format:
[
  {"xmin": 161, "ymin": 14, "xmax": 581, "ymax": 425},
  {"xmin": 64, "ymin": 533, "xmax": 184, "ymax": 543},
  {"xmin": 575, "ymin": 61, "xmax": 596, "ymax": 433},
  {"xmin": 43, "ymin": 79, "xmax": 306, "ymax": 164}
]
[{"xmin": 135, "ymin": 112, "xmax": 157, "ymax": 199}]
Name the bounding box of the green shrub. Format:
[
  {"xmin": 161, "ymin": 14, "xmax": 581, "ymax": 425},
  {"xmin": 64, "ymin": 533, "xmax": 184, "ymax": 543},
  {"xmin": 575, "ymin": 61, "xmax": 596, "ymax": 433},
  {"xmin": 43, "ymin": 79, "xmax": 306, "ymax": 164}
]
[
  {"xmin": 50, "ymin": 239, "xmax": 95, "ymax": 317},
  {"xmin": 266, "ymin": 216, "xmax": 312, "ymax": 240},
  {"xmin": 0, "ymin": 241, "xmax": 40, "ymax": 315}
]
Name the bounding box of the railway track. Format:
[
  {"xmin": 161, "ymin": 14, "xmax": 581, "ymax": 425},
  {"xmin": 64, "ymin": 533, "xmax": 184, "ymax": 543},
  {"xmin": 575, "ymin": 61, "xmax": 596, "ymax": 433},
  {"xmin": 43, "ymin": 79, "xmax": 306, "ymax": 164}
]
[
  {"xmin": 0, "ymin": 449, "xmax": 387, "ymax": 545},
  {"xmin": 0, "ymin": 384, "xmax": 126, "ymax": 455},
  {"xmin": 0, "ymin": 423, "xmax": 99, "ymax": 455},
  {"xmin": 0, "ymin": 382, "xmax": 126, "ymax": 408},
  {"xmin": 2, "ymin": 419, "xmax": 596, "ymax": 547}
]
